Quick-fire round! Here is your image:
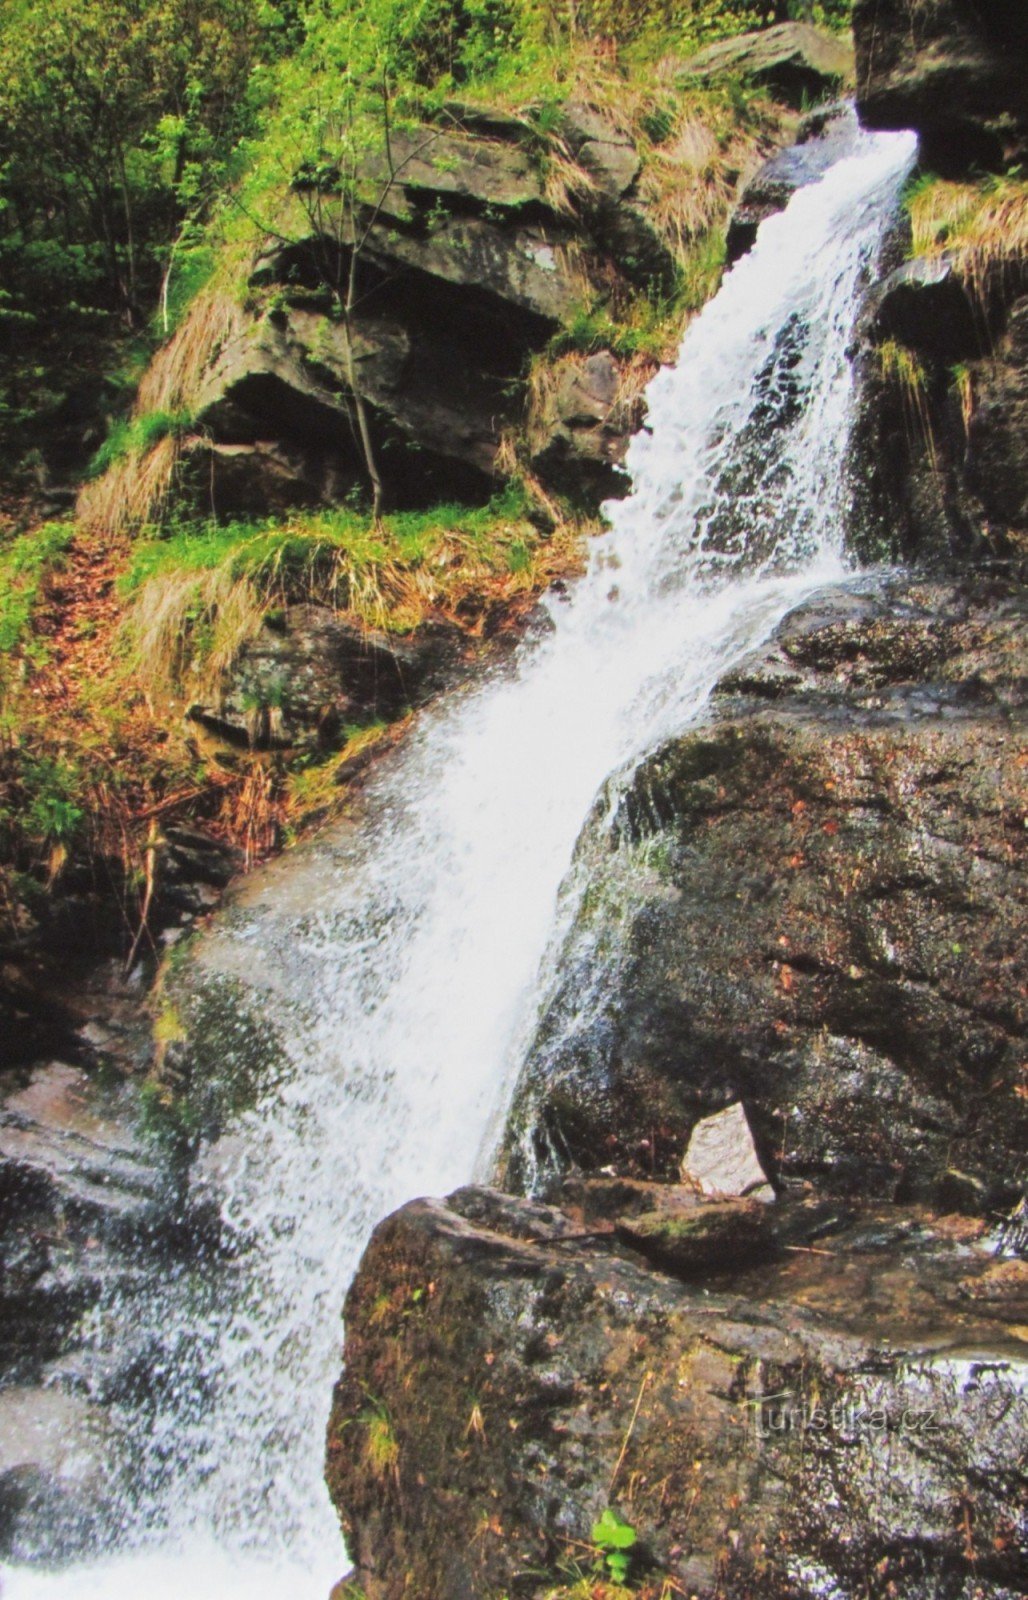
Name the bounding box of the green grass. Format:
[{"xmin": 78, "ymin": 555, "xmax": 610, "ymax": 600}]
[
  {"xmin": 86, "ymin": 408, "xmax": 196, "ymax": 481},
  {"xmin": 122, "ymin": 482, "xmax": 537, "ymax": 600},
  {"xmin": 119, "ymin": 481, "xmax": 577, "ymax": 700},
  {"xmin": 0, "ymin": 521, "xmax": 74, "ymax": 660}
]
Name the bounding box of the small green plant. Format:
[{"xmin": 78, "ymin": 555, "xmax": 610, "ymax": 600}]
[
  {"xmin": 361, "ymin": 1402, "xmax": 400, "ymax": 1483},
  {"xmin": 86, "ymin": 408, "xmax": 196, "ymax": 480},
  {"xmin": 590, "ymin": 1508, "xmax": 637, "ymax": 1586}
]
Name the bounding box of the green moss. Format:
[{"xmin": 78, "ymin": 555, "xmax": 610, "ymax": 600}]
[{"xmin": 144, "ymin": 968, "xmax": 291, "ymax": 1150}]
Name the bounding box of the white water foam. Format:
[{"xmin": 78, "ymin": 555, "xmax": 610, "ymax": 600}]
[{"xmin": 1, "ymin": 118, "xmax": 915, "ymax": 1599}]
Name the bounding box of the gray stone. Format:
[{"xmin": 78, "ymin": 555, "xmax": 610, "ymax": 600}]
[
  {"xmin": 530, "ymin": 349, "xmax": 639, "ymax": 499},
  {"xmin": 683, "ymin": 22, "xmax": 853, "ymax": 108},
  {"xmin": 0, "ymin": 1062, "xmax": 158, "ymax": 1219},
  {"xmin": 726, "ymin": 104, "xmax": 856, "ymax": 263},
  {"xmin": 680, "ymin": 1101, "xmax": 773, "ymax": 1202}
]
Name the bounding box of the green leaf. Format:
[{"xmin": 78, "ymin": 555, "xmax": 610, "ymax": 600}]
[
  {"xmin": 591, "ymin": 1507, "xmax": 637, "ymax": 1551},
  {"xmin": 606, "ymin": 1551, "xmax": 632, "ymax": 1584}
]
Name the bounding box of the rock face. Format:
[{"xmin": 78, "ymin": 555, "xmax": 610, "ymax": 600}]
[
  {"xmin": 0, "ymin": 1061, "xmax": 162, "ymax": 1376},
  {"xmin": 528, "ymin": 351, "xmax": 643, "ymax": 500},
  {"xmin": 849, "ymin": 1, "xmax": 1028, "ymax": 566},
  {"xmin": 327, "ymin": 1186, "xmax": 1028, "ymax": 1600},
  {"xmin": 850, "ymin": 275, "xmax": 1028, "ymax": 566},
  {"xmin": 187, "ymin": 604, "xmax": 464, "ymax": 749},
  {"xmin": 854, "ymin": 0, "xmax": 1028, "ymax": 171},
  {"xmin": 186, "ymin": 112, "xmax": 678, "ymax": 518},
  {"xmin": 506, "ymin": 576, "xmax": 1027, "ymax": 1213},
  {"xmin": 322, "ymin": 19, "xmax": 1028, "ymax": 1595}
]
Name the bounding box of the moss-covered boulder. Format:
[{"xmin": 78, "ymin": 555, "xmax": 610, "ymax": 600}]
[
  {"xmin": 187, "ymin": 108, "xmax": 683, "ymax": 518},
  {"xmin": 684, "ymin": 22, "xmax": 852, "ymax": 108}
]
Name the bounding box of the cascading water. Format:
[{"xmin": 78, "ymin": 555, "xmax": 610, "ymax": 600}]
[{"xmin": 1, "ymin": 114, "xmax": 915, "ymax": 1600}]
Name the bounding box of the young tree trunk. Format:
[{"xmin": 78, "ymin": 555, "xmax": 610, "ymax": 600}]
[{"xmin": 341, "ymin": 226, "xmax": 385, "ymax": 524}]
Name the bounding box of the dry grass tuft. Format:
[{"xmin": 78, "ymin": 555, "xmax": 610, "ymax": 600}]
[
  {"xmin": 543, "ymin": 149, "xmax": 600, "ymax": 217},
  {"xmin": 78, "ymin": 286, "xmax": 247, "ymax": 536},
  {"xmin": 126, "ymin": 565, "xmax": 267, "ymax": 702},
  {"xmin": 137, "ymin": 288, "xmax": 247, "ymax": 415},
  {"xmin": 877, "ymin": 337, "xmax": 938, "ymax": 469},
  {"xmin": 76, "ymin": 433, "xmax": 184, "ymax": 537},
  {"xmin": 908, "ymin": 174, "xmax": 1028, "ymax": 303},
  {"xmin": 610, "ymin": 351, "xmax": 658, "ymax": 428}
]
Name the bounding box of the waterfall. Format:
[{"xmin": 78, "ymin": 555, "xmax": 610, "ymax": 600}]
[{"xmin": 1, "ymin": 115, "xmax": 915, "ymax": 1600}]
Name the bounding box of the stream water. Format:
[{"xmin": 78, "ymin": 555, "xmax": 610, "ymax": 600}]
[{"xmin": 1, "ymin": 114, "xmax": 916, "ymax": 1600}]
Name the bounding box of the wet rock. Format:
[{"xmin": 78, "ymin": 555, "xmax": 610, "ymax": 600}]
[
  {"xmin": 854, "ymin": 0, "xmax": 1028, "ymax": 173},
  {"xmin": 157, "ymin": 825, "xmax": 243, "ymax": 917},
  {"xmin": 726, "ymin": 103, "xmax": 854, "ymax": 263},
  {"xmin": 506, "ymin": 575, "xmax": 1028, "ymax": 1211},
  {"xmin": 683, "ymin": 23, "xmax": 853, "ymax": 109},
  {"xmin": 0, "ymin": 1062, "xmax": 160, "ymax": 1374},
  {"xmin": 864, "ymin": 255, "xmax": 984, "ymax": 364},
  {"xmin": 328, "ymin": 1186, "xmax": 1028, "ymax": 1600},
  {"xmin": 0, "ymin": 1062, "xmax": 159, "ymax": 1221},
  {"xmin": 616, "ymin": 1195, "xmax": 771, "ymax": 1276},
  {"xmin": 187, "ymin": 604, "xmax": 464, "ymax": 750},
  {"xmin": 967, "ymin": 295, "xmax": 1028, "ymax": 539},
  {"xmin": 851, "ymin": 266, "xmax": 1028, "ymax": 565},
  {"xmin": 0, "ymin": 1386, "xmax": 114, "ymax": 1559},
  {"xmin": 530, "ymin": 350, "xmax": 639, "ymax": 501},
  {"xmin": 679, "ymin": 1101, "xmax": 774, "ymax": 1202}
]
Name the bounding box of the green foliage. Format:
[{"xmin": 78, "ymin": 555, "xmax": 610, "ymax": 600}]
[
  {"xmin": 87, "ymin": 409, "xmax": 196, "ymax": 480},
  {"xmin": 19, "ymin": 757, "xmax": 85, "ymax": 848},
  {"xmin": 0, "ymin": 522, "xmax": 74, "ymax": 660},
  {"xmin": 590, "ymin": 1508, "xmax": 638, "ymax": 1587},
  {"xmin": 0, "ymin": 0, "xmax": 286, "ymax": 468}
]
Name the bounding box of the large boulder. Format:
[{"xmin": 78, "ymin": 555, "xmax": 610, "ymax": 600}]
[
  {"xmin": 186, "ymin": 111, "xmax": 680, "ymax": 518},
  {"xmin": 327, "ymin": 1185, "xmax": 1028, "ymax": 1600},
  {"xmin": 683, "ymin": 23, "xmax": 853, "ymax": 109},
  {"xmin": 505, "ymin": 575, "xmax": 1028, "ymax": 1212},
  {"xmin": 186, "ymin": 603, "xmax": 464, "ymax": 749},
  {"xmin": 854, "ymin": 0, "xmax": 1028, "ymax": 171}
]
